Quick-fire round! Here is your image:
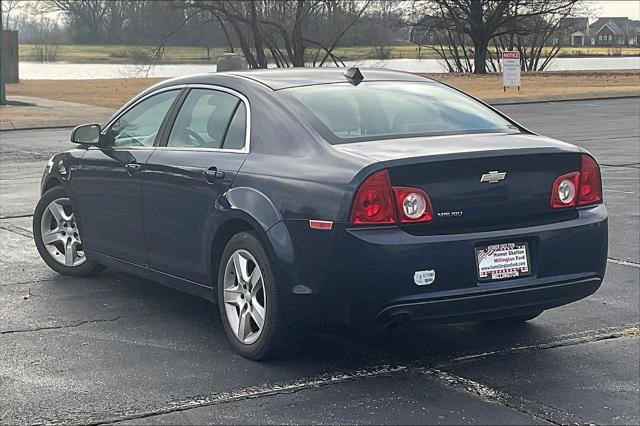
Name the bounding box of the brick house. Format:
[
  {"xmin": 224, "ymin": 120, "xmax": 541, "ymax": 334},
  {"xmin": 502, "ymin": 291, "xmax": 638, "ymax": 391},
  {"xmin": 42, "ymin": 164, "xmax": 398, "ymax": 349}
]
[{"xmin": 588, "ymin": 17, "xmax": 640, "ymax": 46}]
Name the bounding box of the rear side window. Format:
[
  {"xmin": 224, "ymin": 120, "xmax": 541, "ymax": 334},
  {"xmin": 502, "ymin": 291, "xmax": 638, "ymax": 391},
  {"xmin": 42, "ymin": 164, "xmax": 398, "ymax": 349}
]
[
  {"xmin": 223, "ymin": 103, "xmax": 247, "ymax": 150},
  {"xmin": 167, "ymin": 88, "xmax": 246, "ymax": 150},
  {"xmin": 280, "ymin": 82, "xmax": 518, "ymax": 144}
]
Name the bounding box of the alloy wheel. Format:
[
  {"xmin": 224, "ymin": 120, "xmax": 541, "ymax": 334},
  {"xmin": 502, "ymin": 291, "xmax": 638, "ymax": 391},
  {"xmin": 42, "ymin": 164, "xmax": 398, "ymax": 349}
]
[
  {"xmin": 40, "ymin": 197, "xmax": 86, "ymax": 267},
  {"xmin": 223, "ymin": 249, "xmax": 266, "ymax": 345}
]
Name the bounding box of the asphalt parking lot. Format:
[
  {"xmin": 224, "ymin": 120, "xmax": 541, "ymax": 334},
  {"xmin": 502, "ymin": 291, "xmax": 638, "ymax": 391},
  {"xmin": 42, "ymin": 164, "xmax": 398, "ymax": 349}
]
[{"xmin": 1, "ymin": 97, "xmax": 638, "ymax": 425}]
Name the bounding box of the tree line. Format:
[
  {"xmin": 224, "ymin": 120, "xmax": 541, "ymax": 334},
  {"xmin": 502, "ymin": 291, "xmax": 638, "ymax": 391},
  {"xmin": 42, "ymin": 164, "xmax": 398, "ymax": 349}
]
[{"xmin": 4, "ymin": 0, "xmax": 586, "ymax": 73}]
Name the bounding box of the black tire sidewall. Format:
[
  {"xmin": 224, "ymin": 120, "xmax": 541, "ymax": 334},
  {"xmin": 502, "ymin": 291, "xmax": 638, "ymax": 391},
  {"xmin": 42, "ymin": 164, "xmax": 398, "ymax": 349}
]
[
  {"xmin": 217, "ymin": 231, "xmax": 287, "ymax": 359},
  {"xmin": 33, "ymin": 186, "xmax": 103, "ymax": 277}
]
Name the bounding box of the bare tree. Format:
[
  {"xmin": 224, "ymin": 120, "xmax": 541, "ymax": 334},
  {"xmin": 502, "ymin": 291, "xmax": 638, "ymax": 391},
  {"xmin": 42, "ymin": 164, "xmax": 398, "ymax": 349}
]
[
  {"xmin": 407, "ymin": 0, "xmax": 578, "ymax": 74},
  {"xmin": 173, "ymin": 0, "xmax": 371, "ymax": 69},
  {"xmin": 1, "ymin": 0, "xmax": 21, "ymax": 28},
  {"xmin": 40, "ymin": 0, "xmax": 110, "ymax": 42},
  {"xmin": 495, "ymin": 1, "xmax": 590, "ymax": 71},
  {"xmin": 31, "ymin": 16, "xmax": 62, "ymax": 62}
]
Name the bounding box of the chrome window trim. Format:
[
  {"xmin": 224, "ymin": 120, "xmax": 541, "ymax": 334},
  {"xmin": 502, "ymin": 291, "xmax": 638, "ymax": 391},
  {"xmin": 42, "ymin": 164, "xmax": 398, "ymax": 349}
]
[
  {"xmin": 98, "ymin": 83, "xmax": 251, "ymax": 154},
  {"xmin": 102, "ymin": 84, "xmax": 187, "ymax": 133}
]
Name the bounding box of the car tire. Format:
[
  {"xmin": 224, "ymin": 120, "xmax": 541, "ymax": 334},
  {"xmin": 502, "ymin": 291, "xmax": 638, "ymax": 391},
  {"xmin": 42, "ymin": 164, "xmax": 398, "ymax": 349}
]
[
  {"xmin": 33, "ymin": 186, "xmax": 105, "ymax": 277},
  {"xmin": 486, "ymin": 311, "xmax": 543, "ymax": 324},
  {"xmin": 217, "ymin": 231, "xmax": 303, "ymax": 360}
]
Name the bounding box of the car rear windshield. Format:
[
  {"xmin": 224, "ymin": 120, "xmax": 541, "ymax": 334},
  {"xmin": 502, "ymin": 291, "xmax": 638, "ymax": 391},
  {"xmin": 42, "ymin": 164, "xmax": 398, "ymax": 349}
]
[{"xmin": 280, "ymin": 82, "xmax": 519, "ymax": 144}]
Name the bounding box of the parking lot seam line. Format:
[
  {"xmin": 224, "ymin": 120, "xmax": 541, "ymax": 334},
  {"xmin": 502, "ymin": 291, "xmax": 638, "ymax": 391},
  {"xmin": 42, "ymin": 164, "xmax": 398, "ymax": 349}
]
[
  {"xmin": 0, "ymin": 316, "xmax": 122, "ymax": 335},
  {"xmin": 89, "ymin": 327, "xmax": 640, "ymax": 425},
  {"xmin": 0, "ymin": 278, "xmax": 59, "ymax": 288},
  {"xmin": 0, "ymin": 213, "xmax": 34, "ymax": 220},
  {"xmin": 600, "ymin": 164, "xmax": 640, "ymax": 170},
  {"xmin": 0, "ymin": 176, "xmax": 44, "ymax": 182},
  {"xmin": 90, "ymin": 365, "xmax": 409, "ymax": 425},
  {"xmin": 438, "ymin": 325, "xmax": 639, "ymax": 366},
  {"xmin": 424, "ymin": 368, "xmax": 583, "ymax": 425},
  {"xmin": 607, "ymin": 258, "xmax": 640, "ymax": 268},
  {"xmin": 0, "ymin": 224, "xmax": 33, "ymax": 238},
  {"xmin": 571, "ymin": 135, "xmax": 640, "ymax": 143},
  {"xmin": 604, "ymin": 189, "xmax": 636, "ymax": 194}
]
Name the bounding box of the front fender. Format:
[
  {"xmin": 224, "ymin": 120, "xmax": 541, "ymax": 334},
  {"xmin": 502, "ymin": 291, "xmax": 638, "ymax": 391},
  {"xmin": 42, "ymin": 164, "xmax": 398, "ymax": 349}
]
[{"xmin": 40, "ymin": 150, "xmax": 86, "ymax": 195}]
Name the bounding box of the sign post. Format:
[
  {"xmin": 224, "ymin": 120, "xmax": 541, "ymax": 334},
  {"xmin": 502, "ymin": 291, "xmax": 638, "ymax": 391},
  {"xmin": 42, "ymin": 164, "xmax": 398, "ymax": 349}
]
[
  {"xmin": 501, "ymin": 51, "xmax": 521, "ymax": 92},
  {"xmin": 0, "ymin": 3, "xmax": 6, "ymax": 105}
]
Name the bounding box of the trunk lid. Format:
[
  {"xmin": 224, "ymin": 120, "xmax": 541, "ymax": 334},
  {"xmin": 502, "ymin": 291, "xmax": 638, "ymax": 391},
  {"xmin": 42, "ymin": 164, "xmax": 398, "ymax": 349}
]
[{"xmin": 336, "ymin": 133, "xmax": 582, "ymax": 233}]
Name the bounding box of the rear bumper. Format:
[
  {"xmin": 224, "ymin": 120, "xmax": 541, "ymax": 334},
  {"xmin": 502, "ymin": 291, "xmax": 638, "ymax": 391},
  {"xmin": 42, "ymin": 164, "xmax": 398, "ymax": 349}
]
[
  {"xmin": 376, "ymin": 275, "xmax": 601, "ymax": 325},
  {"xmin": 272, "ymin": 204, "xmax": 608, "ymax": 328}
]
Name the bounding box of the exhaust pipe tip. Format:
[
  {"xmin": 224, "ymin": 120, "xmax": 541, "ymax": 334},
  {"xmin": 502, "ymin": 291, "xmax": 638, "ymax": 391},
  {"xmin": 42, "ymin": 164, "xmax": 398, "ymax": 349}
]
[{"xmin": 384, "ymin": 314, "xmax": 410, "ymax": 331}]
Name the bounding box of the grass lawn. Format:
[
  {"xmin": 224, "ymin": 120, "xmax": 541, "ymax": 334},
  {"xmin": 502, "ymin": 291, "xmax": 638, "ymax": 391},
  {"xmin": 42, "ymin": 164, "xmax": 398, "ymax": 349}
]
[
  {"xmin": 7, "ymin": 70, "xmax": 640, "ymax": 109},
  {"xmin": 19, "ymin": 43, "xmax": 640, "ymax": 64}
]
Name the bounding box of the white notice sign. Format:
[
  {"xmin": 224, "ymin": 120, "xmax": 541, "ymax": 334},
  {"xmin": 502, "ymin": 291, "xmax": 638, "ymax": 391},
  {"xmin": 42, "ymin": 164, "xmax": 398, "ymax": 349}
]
[{"xmin": 502, "ymin": 51, "xmax": 521, "ymax": 88}]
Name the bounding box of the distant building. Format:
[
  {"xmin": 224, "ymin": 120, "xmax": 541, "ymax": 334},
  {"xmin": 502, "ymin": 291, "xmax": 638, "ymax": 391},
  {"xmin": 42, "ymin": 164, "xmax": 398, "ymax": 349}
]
[
  {"xmin": 411, "ymin": 15, "xmax": 640, "ymax": 48},
  {"xmin": 563, "ymin": 17, "xmax": 640, "ymax": 46},
  {"xmin": 590, "ymin": 17, "xmax": 639, "ymax": 45},
  {"xmin": 563, "ymin": 17, "xmax": 589, "ymax": 46}
]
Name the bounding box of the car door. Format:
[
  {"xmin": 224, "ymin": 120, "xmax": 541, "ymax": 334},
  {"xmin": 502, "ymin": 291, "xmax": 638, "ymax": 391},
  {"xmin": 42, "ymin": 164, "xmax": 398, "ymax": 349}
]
[
  {"xmin": 72, "ymin": 89, "xmax": 182, "ymax": 265},
  {"xmin": 143, "ymin": 86, "xmax": 249, "ymax": 284}
]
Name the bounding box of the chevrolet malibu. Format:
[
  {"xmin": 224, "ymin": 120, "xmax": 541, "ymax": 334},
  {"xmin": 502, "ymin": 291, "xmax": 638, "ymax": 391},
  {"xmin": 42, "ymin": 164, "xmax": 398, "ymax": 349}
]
[{"xmin": 33, "ymin": 69, "xmax": 607, "ymax": 359}]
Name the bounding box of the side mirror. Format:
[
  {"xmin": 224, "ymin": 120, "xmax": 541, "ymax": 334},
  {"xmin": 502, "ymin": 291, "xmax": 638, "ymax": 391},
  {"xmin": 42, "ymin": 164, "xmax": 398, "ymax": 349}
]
[{"xmin": 71, "ymin": 124, "xmax": 101, "ymax": 145}]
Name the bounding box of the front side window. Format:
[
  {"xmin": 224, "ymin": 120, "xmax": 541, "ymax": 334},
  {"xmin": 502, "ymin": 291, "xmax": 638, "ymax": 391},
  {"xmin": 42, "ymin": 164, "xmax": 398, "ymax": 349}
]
[
  {"xmin": 279, "ymin": 82, "xmax": 519, "ymax": 144},
  {"xmin": 104, "ymin": 90, "xmax": 179, "ymax": 148},
  {"xmin": 167, "ymin": 88, "xmax": 246, "ymax": 150}
]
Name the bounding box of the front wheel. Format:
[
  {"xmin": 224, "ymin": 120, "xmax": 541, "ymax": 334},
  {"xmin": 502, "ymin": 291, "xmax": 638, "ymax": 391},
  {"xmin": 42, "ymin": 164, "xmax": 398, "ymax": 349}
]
[
  {"xmin": 217, "ymin": 231, "xmax": 302, "ymax": 360},
  {"xmin": 33, "ymin": 186, "xmax": 104, "ymax": 276}
]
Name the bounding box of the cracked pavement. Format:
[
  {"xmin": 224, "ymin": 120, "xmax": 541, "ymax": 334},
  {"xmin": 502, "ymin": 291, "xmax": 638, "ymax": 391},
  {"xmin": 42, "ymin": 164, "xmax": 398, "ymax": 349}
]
[{"xmin": 0, "ymin": 98, "xmax": 639, "ymax": 424}]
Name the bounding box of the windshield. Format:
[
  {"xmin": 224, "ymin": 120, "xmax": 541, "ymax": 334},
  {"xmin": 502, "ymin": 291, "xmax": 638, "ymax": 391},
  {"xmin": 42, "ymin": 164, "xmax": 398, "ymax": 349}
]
[{"xmin": 280, "ymin": 82, "xmax": 519, "ymax": 144}]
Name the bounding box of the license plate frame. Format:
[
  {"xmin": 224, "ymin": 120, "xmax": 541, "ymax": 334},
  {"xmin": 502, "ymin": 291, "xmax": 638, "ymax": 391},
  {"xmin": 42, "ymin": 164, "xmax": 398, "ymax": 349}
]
[{"xmin": 475, "ymin": 241, "xmax": 531, "ymax": 282}]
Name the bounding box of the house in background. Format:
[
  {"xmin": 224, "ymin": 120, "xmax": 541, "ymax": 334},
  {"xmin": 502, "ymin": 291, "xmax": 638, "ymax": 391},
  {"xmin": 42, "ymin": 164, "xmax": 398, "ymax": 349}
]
[
  {"xmin": 563, "ymin": 17, "xmax": 589, "ymax": 46},
  {"xmin": 588, "ymin": 17, "xmax": 640, "ymax": 46},
  {"xmin": 560, "ymin": 16, "xmax": 640, "ymax": 46}
]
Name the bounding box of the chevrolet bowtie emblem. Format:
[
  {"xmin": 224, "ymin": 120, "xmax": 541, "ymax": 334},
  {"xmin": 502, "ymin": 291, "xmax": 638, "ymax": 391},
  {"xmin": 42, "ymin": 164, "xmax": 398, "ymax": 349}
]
[{"xmin": 480, "ymin": 171, "xmax": 507, "ymax": 183}]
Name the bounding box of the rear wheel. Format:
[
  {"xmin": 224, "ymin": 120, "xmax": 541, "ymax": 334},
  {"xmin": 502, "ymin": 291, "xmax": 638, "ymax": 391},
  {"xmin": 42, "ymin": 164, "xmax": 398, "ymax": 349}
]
[
  {"xmin": 217, "ymin": 231, "xmax": 302, "ymax": 360},
  {"xmin": 33, "ymin": 186, "xmax": 104, "ymax": 276}
]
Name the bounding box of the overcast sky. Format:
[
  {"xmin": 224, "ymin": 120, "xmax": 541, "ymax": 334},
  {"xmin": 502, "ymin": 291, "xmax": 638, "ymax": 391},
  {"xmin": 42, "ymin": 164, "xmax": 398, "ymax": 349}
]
[
  {"xmin": 591, "ymin": 1, "xmax": 640, "ymax": 19},
  {"xmin": 10, "ymin": 0, "xmax": 640, "ymax": 22}
]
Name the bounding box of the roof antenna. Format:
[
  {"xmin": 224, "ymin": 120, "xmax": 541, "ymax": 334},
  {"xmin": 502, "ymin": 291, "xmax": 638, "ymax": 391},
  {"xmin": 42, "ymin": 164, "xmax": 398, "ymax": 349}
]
[{"xmin": 344, "ymin": 67, "xmax": 364, "ymax": 86}]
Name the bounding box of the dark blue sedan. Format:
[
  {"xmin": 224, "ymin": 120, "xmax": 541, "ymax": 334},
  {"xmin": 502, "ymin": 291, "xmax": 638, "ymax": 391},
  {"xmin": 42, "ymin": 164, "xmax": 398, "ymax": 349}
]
[{"xmin": 33, "ymin": 69, "xmax": 607, "ymax": 359}]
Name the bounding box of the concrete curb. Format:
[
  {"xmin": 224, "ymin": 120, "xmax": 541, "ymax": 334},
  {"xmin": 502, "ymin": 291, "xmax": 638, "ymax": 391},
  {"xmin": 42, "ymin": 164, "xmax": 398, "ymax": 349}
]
[
  {"xmin": 489, "ymin": 93, "xmax": 640, "ymax": 106},
  {"xmin": 1, "ymin": 123, "xmax": 76, "ymax": 132}
]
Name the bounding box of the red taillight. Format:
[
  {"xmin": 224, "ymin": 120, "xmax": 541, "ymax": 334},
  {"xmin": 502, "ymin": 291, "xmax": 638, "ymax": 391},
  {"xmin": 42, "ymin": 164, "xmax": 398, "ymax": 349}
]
[
  {"xmin": 350, "ymin": 170, "xmax": 434, "ymax": 225},
  {"xmin": 393, "ymin": 187, "xmax": 434, "ymax": 223},
  {"xmin": 551, "ymin": 154, "xmax": 602, "ymax": 209},
  {"xmin": 350, "ymin": 170, "xmax": 396, "ymax": 225},
  {"xmin": 578, "ymin": 154, "xmax": 602, "ymax": 206}
]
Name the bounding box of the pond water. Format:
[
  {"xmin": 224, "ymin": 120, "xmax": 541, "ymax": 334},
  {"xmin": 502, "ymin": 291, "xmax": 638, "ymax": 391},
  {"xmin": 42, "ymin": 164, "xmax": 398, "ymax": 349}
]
[{"xmin": 18, "ymin": 56, "xmax": 639, "ymax": 80}]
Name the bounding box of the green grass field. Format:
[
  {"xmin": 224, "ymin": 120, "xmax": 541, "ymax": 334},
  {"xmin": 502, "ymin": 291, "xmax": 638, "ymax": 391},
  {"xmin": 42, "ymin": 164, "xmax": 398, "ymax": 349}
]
[{"xmin": 19, "ymin": 43, "xmax": 640, "ymax": 64}]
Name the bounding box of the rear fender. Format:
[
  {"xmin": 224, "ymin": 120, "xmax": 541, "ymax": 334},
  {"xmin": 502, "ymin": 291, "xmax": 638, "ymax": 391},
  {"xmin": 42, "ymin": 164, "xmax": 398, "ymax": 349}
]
[
  {"xmin": 225, "ymin": 187, "xmax": 282, "ymax": 230},
  {"xmin": 213, "ymin": 187, "xmax": 297, "ymax": 293}
]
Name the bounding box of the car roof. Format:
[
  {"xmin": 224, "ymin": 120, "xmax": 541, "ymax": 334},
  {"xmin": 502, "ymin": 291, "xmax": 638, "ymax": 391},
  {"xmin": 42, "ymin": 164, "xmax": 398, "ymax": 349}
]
[{"xmin": 227, "ymin": 68, "xmax": 433, "ymax": 90}]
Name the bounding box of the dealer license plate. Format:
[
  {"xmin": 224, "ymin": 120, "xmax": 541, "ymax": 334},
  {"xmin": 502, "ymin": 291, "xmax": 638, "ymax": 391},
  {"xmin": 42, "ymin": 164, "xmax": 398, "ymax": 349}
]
[{"xmin": 475, "ymin": 242, "xmax": 530, "ymax": 282}]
